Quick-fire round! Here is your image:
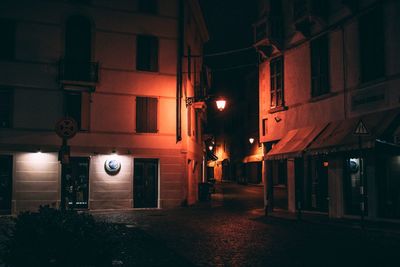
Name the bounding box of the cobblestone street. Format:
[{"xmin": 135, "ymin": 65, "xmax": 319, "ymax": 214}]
[{"xmin": 95, "ymin": 182, "xmax": 400, "ymax": 267}]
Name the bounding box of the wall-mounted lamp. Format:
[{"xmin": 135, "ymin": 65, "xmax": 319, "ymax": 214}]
[{"xmin": 249, "ymin": 138, "xmax": 255, "ymax": 144}]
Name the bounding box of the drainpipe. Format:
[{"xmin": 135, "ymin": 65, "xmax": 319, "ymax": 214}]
[
  {"xmin": 341, "ymin": 25, "xmax": 348, "ymax": 120},
  {"xmin": 176, "ymin": 0, "xmax": 184, "ymax": 142}
]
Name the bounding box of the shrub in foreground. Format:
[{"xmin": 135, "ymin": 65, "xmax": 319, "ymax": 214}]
[{"xmin": 3, "ymin": 206, "xmax": 117, "ymax": 266}]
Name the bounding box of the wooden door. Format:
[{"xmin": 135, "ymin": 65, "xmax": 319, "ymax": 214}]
[{"xmin": 134, "ymin": 159, "xmax": 158, "ymax": 208}]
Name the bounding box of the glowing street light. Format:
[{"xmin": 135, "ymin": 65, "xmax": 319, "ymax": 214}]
[{"xmin": 215, "ymin": 98, "xmax": 226, "ymax": 111}]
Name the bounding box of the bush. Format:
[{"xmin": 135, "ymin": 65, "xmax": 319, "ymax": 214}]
[{"xmin": 2, "ymin": 206, "xmax": 118, "ymax": 266}]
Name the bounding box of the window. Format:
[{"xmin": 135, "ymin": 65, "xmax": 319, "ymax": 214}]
[
  {"xmin": 270, "ymin": 56, "xmax": 284, "ymax": 108},
  {"xmin": 138, "ymin": 0, "xmax": 157, "ymax": 14},
  {"xmin": 65, "ymin": 92, "xmax": 82, "ymax": 129},
  {"xmin": 262, "ymin": 118, "xmax": 268, "ymax": 136},
  {"xmin": 136, "ymin": 97, "xmax": 157, "ymax": 133},
  {"xmin": 359, "ymin": 7, "xmax": 384, "ymax": 83},
  {"xmin": 0, "ymin": 90, "xmax": 12, "ymax": 128},
  {"xmin": 0, "ymin": 19, "xmax": 15, "ymax": 60},
  {"xmin": 311, "ymin": 35, "xmax": 329, "ymax": 97},
  {"xmin": 136, "ymin": 35, "xmax": 158, "ymax": 72}
]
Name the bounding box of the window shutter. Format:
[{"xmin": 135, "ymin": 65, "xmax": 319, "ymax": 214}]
[
  {"xmin": 136, "ymin": 97, "xmax": 146, "ymax": 132},
  {"xmin": 136, "ymin": 97, "xmax": 157, "ymax": 133},
  {"xmin": 147, "ymin": 97, "xmax": 158, "ymax": 133}
]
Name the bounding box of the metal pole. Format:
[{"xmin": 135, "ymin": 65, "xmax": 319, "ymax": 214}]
[
  {"xmin": 60, "ymin": 138, "xmax": 67, "ymax": 211},
  {"xmin": 359, "ymin": 135, "xmax": 365, "ymax": 229}
]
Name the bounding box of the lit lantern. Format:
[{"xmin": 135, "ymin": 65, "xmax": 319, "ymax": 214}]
[
  {"xmin": 208, "ymin": 145, "xmax": 213, "ymax": 151},
  {"xmin": 215, "ymin": 98, "xmax": 226, "ymax": 111},
  {"xmin": 249, "ymin": 138, "xmax": 255, "ymax": 144}
]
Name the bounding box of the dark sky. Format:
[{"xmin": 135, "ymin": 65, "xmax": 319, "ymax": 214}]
[
  {"xmin": 199, "ymin": 1, "xmax": 259, "ymax": 135},
  {"xmin": 199, "ymin": 0, "xmax": 258, "ymax": 96}
]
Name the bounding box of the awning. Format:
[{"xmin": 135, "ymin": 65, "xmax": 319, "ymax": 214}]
[
  {"xmin": 306, "ymin": 109, "xmax": 400, "ymax": 155},
  {"xmin": 265, "ymin": 124, "xmax": 328, "ymax": 160}
]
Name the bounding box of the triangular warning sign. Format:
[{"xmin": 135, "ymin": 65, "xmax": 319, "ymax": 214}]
[{"xmin": 353, "ymin": 119, "xmax": 370, "ymax": 136}]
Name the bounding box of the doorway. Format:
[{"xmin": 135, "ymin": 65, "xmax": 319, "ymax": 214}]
[
  {"xmin": 134, "ymin": 159, "xmax": 158, "ymax": 208},
  {"xmin": 61, "ymin": 157, "xmax": 90, "ymax": 209},
  {"xmin": 0, "ymin": 155, "xmax": 12, "ymax": 214}
]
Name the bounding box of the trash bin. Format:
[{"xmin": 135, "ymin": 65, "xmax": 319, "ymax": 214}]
[{"xmin": 198, "ymin": 182, "xmax": 211, "ymax": 201}]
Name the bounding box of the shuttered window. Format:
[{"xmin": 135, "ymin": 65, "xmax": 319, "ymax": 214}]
[
  {"xmin": 136, "ymin": 35, "xmax": 158, "ymax": 72},
  {"xmin": 136, "ymin": 97, "xmax": 158, "ymax": 133}
]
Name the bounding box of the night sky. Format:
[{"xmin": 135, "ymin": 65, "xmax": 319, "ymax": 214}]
[{"xmin": 199, "ymin": 0, "xmax": 258, "ymax": 97}]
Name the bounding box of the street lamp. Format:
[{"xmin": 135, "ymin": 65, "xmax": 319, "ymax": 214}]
[
  {"xmin": 216, "ymin": 98, "xmax": 226, "ymax": 111},
  {"xmin": 186, "ymin": 95, "xmax": 226, "ymax": 112}
]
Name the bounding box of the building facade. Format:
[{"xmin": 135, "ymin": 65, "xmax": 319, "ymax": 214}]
[
  {"xmin": 0, "ymin": 0, "xmax": 209, "ymax": 214},
  {"xmin": 255, "ymin": 0, "xmax": 400, "ymax": 220}
]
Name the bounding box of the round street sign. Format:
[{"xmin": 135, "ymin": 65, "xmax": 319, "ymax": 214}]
[{"xmin": 55, "ymin": 117, "xmax": 78, "ymax": 139}]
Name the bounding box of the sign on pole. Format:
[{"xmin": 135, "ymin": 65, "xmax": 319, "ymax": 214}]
[
  {"xmin": 353, "ymin": 119, "xmax": 370, "ymax": 136},
  {"xmin": 55, "ymin": 117, "xmax": 78, "ymax": 139}
]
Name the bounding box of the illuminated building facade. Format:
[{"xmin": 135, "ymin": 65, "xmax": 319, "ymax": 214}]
[
  {"xmin": 256, "ymin": 0, "xmax": 400, "ymax": 220},
  {"xmin": 0, "ymin": 0, "xmax": 209, "ymax": 214}
]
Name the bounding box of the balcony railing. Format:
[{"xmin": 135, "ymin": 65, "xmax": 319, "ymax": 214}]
[
  {"xmin": 59, "ymin": 59, "xmax": 99, "ymax": 84},
  {"xmin": 253, "ymin": 16, "xmax": 282, "ymax": 45}
]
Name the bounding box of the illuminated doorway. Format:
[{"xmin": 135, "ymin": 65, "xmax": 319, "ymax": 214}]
[{"xmin": 61, "ymin": 157, "xmax": 90, "ymax": 209}]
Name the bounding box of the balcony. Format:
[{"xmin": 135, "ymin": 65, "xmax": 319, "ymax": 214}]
[
  {"xmin": 253, "ymin": 15, "xmax": 283, "ymax": 59},
  {"xmin": 59, "ymin": 59, "xmax": 99, "ymax": 91}
]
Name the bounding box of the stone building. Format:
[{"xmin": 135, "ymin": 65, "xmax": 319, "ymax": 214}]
[
  {"xmin": 255, "ymin": 0, "xmax": 400, "ymax": 220},
  {"xmin": 0, "ymin": 0, "xmax": 209, "ymax": 214}
]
